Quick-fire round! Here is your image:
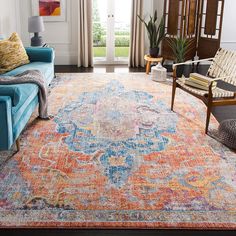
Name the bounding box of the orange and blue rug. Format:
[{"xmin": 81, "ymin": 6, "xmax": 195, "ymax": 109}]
[{"xmin": 0, "ymin": 73, "xmax": 236, "ymax": 229}]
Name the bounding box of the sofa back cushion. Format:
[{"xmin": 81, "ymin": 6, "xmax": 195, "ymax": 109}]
[{"xmin": 0, "ymin": 32, "xmax": 30, "ymax": 74}]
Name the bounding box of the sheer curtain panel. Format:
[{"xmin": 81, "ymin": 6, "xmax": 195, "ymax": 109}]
[
  {"xmin": 78, "ymin": 0, "xmax": 93, "ymax": 67},
  {"xmin": 129, "ymin": 0, "xmax": 145, "ymax": 68}
]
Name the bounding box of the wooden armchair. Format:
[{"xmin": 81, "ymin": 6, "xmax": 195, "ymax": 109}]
[{"xmin": 171, "ymin": 48, "xmax": 236, "ymax": 134}]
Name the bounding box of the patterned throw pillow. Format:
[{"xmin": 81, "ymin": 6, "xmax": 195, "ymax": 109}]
[{"xmin": 0, "ymin": 32, "xmax": 30, "ymax": 74}]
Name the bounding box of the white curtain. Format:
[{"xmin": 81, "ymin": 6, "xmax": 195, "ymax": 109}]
[
  {"xmin": 129, "ymin": 0, "xmax": 145, "ymax": 68},
  {"xmin": 78, "ymin": 0, "xmax": 93, "ymax": 67}
]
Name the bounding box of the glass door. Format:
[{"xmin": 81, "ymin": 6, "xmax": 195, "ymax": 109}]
[
  {"xmin": 93, "ymin": 0, "xmax": 132, "ymax": 64},
  {"xmin": 93, "ymin": 0, "xmax": 108, "ymax": 63},
  {"xmin": 114, "ymin": 0, "xmax": 132, "ymax": 62}
]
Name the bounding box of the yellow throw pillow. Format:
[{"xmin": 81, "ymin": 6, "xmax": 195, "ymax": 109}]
[{"xmin": 0, "ymin": 32, "xmax": 30, "ymax": 74}]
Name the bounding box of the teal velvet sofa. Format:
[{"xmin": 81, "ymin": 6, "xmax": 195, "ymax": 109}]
[{"xmin": 0, "ymin": 47, "xmax": 55, "ymax": 151}]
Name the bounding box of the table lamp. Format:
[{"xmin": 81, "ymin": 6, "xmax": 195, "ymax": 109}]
[{"xmin": 28, "ymin": 16, "xmax": 45, "ymax": 46}]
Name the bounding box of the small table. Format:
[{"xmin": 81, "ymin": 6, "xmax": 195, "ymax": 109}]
[{"xmin": 144, "ymin": 55, "xmax": 163, "ymax": 74}]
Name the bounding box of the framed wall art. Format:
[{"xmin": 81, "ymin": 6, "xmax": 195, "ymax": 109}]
[{"xmin": 32, "ymin": 0, "xmax": 66, "ymax": 22}]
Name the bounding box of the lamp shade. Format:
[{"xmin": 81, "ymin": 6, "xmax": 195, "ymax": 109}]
[{"xmin": 28, "ymin": 16, "xmax": 45, "ymax": 33}]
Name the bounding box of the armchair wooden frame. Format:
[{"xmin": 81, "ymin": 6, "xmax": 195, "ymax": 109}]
[{"xmin": 171, "ymin": 48, "xmax": 236, "ymax": 134}]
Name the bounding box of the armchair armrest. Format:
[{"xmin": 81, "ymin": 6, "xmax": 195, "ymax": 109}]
[
  {"xmin": 25, "ymin": 47, "xmax": 55, "ymax": 63},
  {"xmin": 209, "ymin": 75, "xmax": 236, "ymax": 82},
  {"xmin": 172, "ymin": 58, "xmax": 214, "ymax": 79},
  {"xmin": 173, "ymin": 58, "xmax": 214, "ymax": 70},
  {"xmin": 0, "ymin": 96, "xmax": 13, "ymax": 150},
  {"xmin": 208, "ymin": 75, "xmax": 236, "ymax": 97}
]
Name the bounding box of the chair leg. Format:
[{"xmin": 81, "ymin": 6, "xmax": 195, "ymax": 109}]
[
  {"xmin": 171, "ymin": 79, "xmax": 177, "ymax": 111},
  {"xmin": 205, "ymin": 103, "xmax": 213, "ymax": 134},
  {"xmin": 146, "ymin": 61, "xmax": 151, "ymax": 74},
  {"xmin": 16, "ymin": 139, "xmax": 20, "ymax": 152}
]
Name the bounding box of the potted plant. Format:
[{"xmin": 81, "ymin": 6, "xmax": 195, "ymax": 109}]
[
  {"xmin": 167, "ymin": 37, "xmax": 194, "ymax": 77},
  {"xmin": 138, "ymin": 10, "xmax": 165, "ymax": 58}
]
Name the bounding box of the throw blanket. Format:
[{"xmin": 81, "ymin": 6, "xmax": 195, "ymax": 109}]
[{"xmin": 0, "ymin": 70, "xmax": 49, "ymax": 119}]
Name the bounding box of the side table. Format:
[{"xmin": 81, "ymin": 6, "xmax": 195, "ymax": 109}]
[{"xmin": 144, "ymin": 55, "xmax": 163, "ymax": 74}]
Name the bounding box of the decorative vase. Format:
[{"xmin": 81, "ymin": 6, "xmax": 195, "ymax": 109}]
[
  {"xmin": 151, "ymin": 62, "xmax": 167, "ymax": 82},
  {"xmin": 176, "ymin": 64, "xmax": 185, "ymax": 77},
  {"xmin": 149, "ymin": 47, "xmax": 159, "ymax": 58}
]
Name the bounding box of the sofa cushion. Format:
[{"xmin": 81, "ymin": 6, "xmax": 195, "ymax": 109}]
[
  {"xmin": 12, "ymin": 96, "xmax": 39, "ymax": 140},
  {"xmin": 2, "ymin": 62, "xmax": 54, "ymax": 86},
  {"xmin": 0, "ymin": 86, "xmax": 21, "ymax": 106},
  {"xmin": 11, "ymin": 83, "xmax": 39, "ymax": 127},
  {"xmin": 0, "ymin": 32, "xmax": 30, "ymax": 74},
  {"xmin": 0, "ymin": 96, "xmax": 13, "ymax": 150}
]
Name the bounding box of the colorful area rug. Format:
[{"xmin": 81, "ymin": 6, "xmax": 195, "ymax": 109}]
[{"xmin": 0, "ymin": 73, "xmax": 236, "ymax": 229}]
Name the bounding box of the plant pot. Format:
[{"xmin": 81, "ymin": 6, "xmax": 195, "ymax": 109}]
[
  {"xmin": 176, "ymin": 64, "xmax": 185, "ymax": 77},
  {"xmin": 149, "ymin": 48, "xmax": 159, "ymax": 58}
]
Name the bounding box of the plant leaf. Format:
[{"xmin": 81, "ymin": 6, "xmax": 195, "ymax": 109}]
[
  {"xmin": 154, "ymin": 10, "xmax": 157, "ymax": 23},
  {"xmin": 137, "ymin": 12, "xmax": 166, "ymax": 50}
]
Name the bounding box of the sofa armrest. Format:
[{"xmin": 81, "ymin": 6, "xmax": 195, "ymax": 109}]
[
  {"xmin": 25, "ymin": 47, "xmax": 55, "ymax": 63},
  {"xmin": 0, "ymin": 86, "xmax": 21, "ymax": 106},
  {"xmin": 0, "ymin": 96, "xmax": 13, "ymax": 150}
]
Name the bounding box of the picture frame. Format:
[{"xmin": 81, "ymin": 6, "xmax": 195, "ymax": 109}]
[{"xmin": 31, "ymin": 0, "xmax": 66, "ymax": 22}]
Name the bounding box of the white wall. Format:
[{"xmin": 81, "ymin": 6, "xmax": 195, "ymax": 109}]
[
  {"xmin": 221, "ymin": 0, "xmax": 236, "ymax": 50},
  {"xmin": 18, "ymin": 0, "xmax": 78, "ymax": 65},
  {"xmin": 0, "ymin": 0, "xmax": 20, "ymax": 37},
  {"xmin": 0, "ymin": 0, "xmax": 78, "ymax": 65},
  {"xmin": 153, "ymin": 0, "xmax": 164, "ymax": 20}
]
